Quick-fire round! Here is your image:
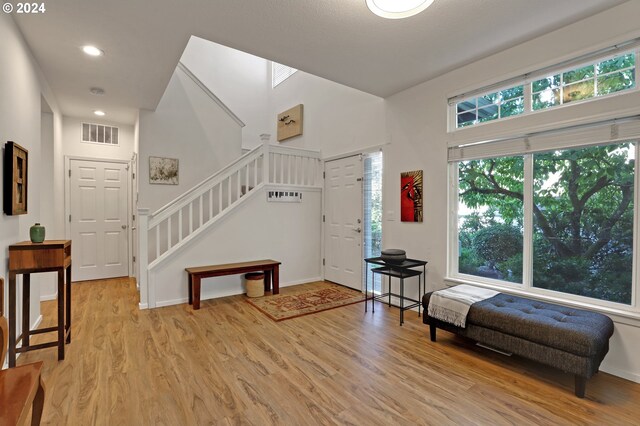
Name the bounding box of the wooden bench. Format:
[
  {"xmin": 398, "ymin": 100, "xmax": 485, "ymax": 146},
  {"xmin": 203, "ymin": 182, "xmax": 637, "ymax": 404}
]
[{"xmin": 186, "ymin": 260, "xmax": 281, "ymax": 310}]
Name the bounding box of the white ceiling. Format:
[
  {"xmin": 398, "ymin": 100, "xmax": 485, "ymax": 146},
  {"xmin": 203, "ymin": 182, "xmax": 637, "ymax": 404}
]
[{"xmin": 14, "ymin": 0, "xmax": 629, "ymax": 124}]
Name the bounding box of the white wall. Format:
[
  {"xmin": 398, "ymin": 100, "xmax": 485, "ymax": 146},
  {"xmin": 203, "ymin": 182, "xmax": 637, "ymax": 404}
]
[
  {"xmin": 180, "ymin": 38, "xmax": 387, "ymax": 157},
  {"xmin": 383, "ymin": 1, "xmax": 640, "ymax": 382},
  {"xmin": 266, "ymin": 71, "xmax": 386, "ymax": 158},
  {"xmin": 180, "ymin": 36, "xmax": 270, "ymax": 148},
  {"xmin": 149, "ymin": 189, "xmax": 322, "ymax": 306},
  {"xmin": 138, "ymin": 67, "xmax": 243, "ymax": 212},
  {"xmin": 0, "ymin": 14, "xmax": 64, "ymax": 343},
  {"xmin": 62, "ymin": 116, "xmax": 135, "ymax": 161}
]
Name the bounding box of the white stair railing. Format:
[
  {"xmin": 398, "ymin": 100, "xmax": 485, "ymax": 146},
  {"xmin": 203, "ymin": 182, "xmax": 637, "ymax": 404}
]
[{"xmin": 141, "ymin": 143, "xmax": 322, "ymax": 271}]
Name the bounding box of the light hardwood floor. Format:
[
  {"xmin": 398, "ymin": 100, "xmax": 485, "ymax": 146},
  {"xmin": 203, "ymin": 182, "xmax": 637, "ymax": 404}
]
[{"xmin": 16, "ymin": 278, "xmax": 640, "ymax": 425}]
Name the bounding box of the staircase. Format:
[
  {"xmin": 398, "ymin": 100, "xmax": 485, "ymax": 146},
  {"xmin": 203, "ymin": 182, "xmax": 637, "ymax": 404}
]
[{"xmin": 137, "ymin": 143, "xmax": 322, "ymax": 308}]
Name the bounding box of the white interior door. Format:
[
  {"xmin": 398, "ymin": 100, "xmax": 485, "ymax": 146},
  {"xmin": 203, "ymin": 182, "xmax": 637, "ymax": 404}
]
[
  {"xmin": 324, "ymin": 155, "xmax": 363, "ymax": 290},
  {"xmin": 70, "ymin": 159, "xmax": 129, "ymax": 281}
]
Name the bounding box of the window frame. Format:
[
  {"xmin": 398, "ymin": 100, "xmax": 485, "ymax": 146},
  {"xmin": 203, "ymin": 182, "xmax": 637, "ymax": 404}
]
[
  {"xmin": 272, "ymin": 62, "xmax": 298, "ymax": 88},
  {"xmin": 450, "ymin": 49, "xmax": 639, "ymax": 131},
  {"xmin": 447, "ymin": 141, "xmax": 640, "ymax": 314}
]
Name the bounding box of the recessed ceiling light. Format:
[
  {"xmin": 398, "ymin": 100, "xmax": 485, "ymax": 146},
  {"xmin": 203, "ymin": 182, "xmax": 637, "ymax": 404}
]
[
  {"xmin": 89, "ymin": 87, "xmax": 105, "ymax": 96},
  {"xmin": 94, "ymin": 110, "xmax": 106, "ymax": 116},
  {"xmin": 366, "ymin": 0, "xmax": 434, "ymax": 19},
  {"xmin": 82, "ymin": 45, "xmax": 104, "ymax": 57}
]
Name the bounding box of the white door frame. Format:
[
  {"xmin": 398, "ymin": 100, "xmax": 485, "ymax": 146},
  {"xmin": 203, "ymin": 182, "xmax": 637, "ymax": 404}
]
[
  {"xmin": 321, "ymin": 146, "xmax": 386, "ymax": 286},
  {"xmin": 64, "ymin": 156, "xmax": 132, "ymax": 278},
  {"xmin": 322, "ymin": 154, "xmax": 364, "ymax": 288}
]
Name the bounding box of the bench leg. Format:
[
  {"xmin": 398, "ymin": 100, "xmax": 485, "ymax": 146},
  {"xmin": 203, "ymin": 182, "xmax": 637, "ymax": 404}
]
[
  {"xmin": 264, "ymin": 270, "xmax": 272, "ymax": 293},
  {"xmin": 193, "ymin": 276, "xmax": 201, "ymax": 310},
  {"xmin": 188, "ymin": 274, "xmax": 193, "ymax": 305},
  {"xmin": 273, "ymin": 266, "xmax": 280, "ymax": 295},
  {"xmin": 429, "ymin": 323, "xmax": 437, "ymax": 342},
  {"xmin": 575, "ymin": 375, "xmax": 587, "ymax": 398}
]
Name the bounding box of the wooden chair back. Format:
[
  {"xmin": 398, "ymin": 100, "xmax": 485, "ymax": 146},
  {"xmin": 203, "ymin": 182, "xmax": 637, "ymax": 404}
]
[{"xmin": 1, "ymin": 277, "xmax": 7, "ymax": 366}]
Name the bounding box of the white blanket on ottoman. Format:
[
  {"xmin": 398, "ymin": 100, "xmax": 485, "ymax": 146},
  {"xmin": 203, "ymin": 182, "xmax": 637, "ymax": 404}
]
[{"xmin": 428, "ymin": 285, "xmax": 499, "ymax": 328}]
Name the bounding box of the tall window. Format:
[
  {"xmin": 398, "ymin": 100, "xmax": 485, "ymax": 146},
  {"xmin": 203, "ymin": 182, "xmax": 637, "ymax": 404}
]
[
  {"xmin": 453, "ymin": 140, "xmax": 636, "ymax": 307},
  {"xmin": 364, "ymin": 152, "xmax": 384, "ymax": 292},
  {"xmin": 458, "ymin": 156, "xmax": 524, "ymax": 283},
  {"xmin": 532, "ymin": 144, "xmax": 635, "ymax": 304}
]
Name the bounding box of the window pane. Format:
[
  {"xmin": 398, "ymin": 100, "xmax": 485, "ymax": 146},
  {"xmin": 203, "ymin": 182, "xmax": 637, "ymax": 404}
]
[
  {"xmin": 533, "ymin": 143, "xmax": 635, "ymax": 304},
  {"xmin": 532, "ymin": 88, "xmax": 561, "ymax": 110},
  {"xmin": 563, "ymin": 80, "xmax": 594, "ymax": 103},
  {"xmin": 477, "ymin": 105, "xmax": 498, "ymax": 122},
  {"xmin": 563, "ymin": 65, "xmax": 594, "ymax": 84},
  {"xmin": 457, "ymin": 100, "xmax": 476, "ymax": 113},
  {"xmin": 532, "ymin": 75, "xmax": 560, "ymax": 93},
  {"xmin": 597, "ymin": 53, "xmax": 635, "ymax": 74},
  {"xmin": 479, "ymin": 93, "xmax": 498, "ymax": 107},
  {"xmin": 500, "ymin": 85, "xmax": 524, "ymax": 100},
  {"xmin": 500, "ymin": 98, "xmax": 524, "ymax": 118},
  {"xmin": 458, "ymin": 157, "xmax": 524, "ymax": 283},
  {"xmin": 457, "ymin": 111, "xmax": 476, "ymax": 127},
  {"xmin": 597, "ymin": 70, "xmax": 636, "ymax": 96}
]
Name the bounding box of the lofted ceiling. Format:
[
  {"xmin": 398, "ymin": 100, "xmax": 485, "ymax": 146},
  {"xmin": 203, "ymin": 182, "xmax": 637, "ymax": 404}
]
[{"xmin": 13, "ymin": 0, "xmax": 629, "ymax": 124}]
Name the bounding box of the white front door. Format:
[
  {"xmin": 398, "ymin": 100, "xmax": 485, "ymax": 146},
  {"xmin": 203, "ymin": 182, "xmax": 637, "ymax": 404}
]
[
  {"xmin": 324, "ymin": 155, "xmax": 363, "ymax": 290},
  {"xmin": 70, "ymin": 159, "xmax": 129, "ymax": 281}
]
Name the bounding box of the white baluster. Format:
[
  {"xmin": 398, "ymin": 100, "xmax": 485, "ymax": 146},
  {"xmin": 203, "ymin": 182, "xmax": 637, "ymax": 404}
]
[
  {"xmin": 189, "ymin": 203, "xmax": 193, "ymax": 234},
  {"xmin": 199, "ymin": 195, "xmax": 203, "ymax": 228},
  {"xmin": 228, "ymin": 177, "xmax": 232, "ymax": 207},
  {"xmin": 209, "ymin": 188, "xmax": 213, "ymax": 221},
  {"xmin": 138, "ymin": 208, "xmax": 150, "ymax": 309},
  {"xmin": 237, "ymin": 170, "xmax": 241, "ymax": 201},
  {"xmin": 178, "ymin": 209, "xmax": 183, "ymax": 242},
  {"xmin": 245, "ymin": 163, "xmax": 250, "ymax": 194},
  {"xmin": 155, "ymin": 225, "xmax": 160, "ymax": 259},
  {"xmin": 218, "ymin": 182, "xmax": 222, "ymax": 214},
  {"xmin": 167, "ymin": 216, "xmax": 172, "ymax": 249},
  {"xmin": 253, "ymin": 158, "xmax": 258, "ymax": 188}
]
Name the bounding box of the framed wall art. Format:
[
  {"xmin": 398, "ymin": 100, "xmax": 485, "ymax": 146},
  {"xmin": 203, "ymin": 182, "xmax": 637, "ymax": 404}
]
[
  {"xmin": 149, "ymin": 156, "xmax": 179, "ymax": 185},
  {"xmin": 3, "ymin": 141, "xmax": 28, "ymax": 215},
  {"xmin": 277, "ymin": 104, "xmax": 304, "ymax": 142},
  {"xmin": 400, "ymin": 170, "xmax": 423, "ymax": 222}
]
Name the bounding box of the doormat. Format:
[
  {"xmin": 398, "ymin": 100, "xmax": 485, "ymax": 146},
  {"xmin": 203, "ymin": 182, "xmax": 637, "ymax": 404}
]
[{"xmin": 246, "ymin": 282, "xmax": 365, "ymax": 321}]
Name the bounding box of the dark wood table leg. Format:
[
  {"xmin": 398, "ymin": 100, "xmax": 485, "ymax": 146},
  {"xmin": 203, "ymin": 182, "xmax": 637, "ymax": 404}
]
[
  {"xmin": 57, "ymin": 269, "xmax": 65, "ymax": 360},
  {"xmin": 263, "ymin": 270, "xmax": 272, "ymax": 293},
  {"xmin": 23, "ymin": 273, "xmax": 31, "ymax": 348},
  {"xmin": 9, "ymin": 272, "xmax": 17, "ymax": 367},
  {"xmin": 32, "ymin": 375, "xmax": 45, "ymax": 426},
  {"xmin": 193, "ymin": 276, "xmax": 201, "ymax": 310},
  {"xmin": 272, "ymin": 265, "xmax": 280, "ymax": 295},
  {"xmin": 66, "ymin": 265, "xmax": 71, "ymax": 344},
  {"xmin": 400, "ymin": 277, "xmax": 404, "ymax": 326},
  {"xmin": 188, "ymin": 274, "xmax": 193, "ymax": 305}
]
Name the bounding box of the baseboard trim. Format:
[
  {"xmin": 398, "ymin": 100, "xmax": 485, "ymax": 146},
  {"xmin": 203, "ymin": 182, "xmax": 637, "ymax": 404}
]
[
  {"xmin": 153, "ymin": 277, "xmax": 324, "ymax": 308},
  {"xmin": 40, "ymin": 293, "xmax": 57, "ymax": 302},
  {"xmin": 138, "ymin": 303, "xmax": 148, "ymax": 310},
  {"xmin": 600, "ymin": 364, "xmax": 640, "ymax": 384}
]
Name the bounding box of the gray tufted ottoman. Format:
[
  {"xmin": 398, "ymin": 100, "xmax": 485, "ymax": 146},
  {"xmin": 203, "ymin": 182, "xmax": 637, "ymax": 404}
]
[{"xmin": 422, "ymin": 292, "xmax": 614, "ymax": 397}]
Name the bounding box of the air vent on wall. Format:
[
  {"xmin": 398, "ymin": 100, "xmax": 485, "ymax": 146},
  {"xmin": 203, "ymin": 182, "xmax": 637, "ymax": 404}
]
[{"xmin": 82, "ymin": 122, "xmax": 119, "ymax": 145}]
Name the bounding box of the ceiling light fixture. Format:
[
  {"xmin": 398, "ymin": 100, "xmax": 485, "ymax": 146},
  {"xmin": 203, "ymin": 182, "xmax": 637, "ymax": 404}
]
[
  {"xmin": 89, "ymin": 87, "xmax": 105, "ymax": 96},
  {"xmin": 366, "ymin": 0, "xmax": 434, "ymax": 19},
  {"xmin": 82, "ymin": 45, "xmax": 104, "ymax": 57},
  {"xmin": 94, "ymin": 110, "xmax": 106, "ymax": 116}
]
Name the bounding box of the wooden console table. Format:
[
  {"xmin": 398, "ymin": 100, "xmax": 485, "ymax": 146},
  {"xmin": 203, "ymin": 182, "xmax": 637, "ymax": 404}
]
[
  {"xmin": 186, "ymin": 259, "xmax": 281, "ymax": 310},
  {"xmin": 8, "ymin": 240, "xmax": 72, "ymax": 367}
]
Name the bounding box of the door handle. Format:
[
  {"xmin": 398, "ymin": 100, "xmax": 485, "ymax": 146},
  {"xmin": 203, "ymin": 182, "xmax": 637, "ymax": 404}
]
[
  {"xmin": 121, "ymin": 225, "xmax": 127, "ymax": 230},
  {"xmin": 354, "ymin": 227, "xmax": 361, "ymax": 233}
]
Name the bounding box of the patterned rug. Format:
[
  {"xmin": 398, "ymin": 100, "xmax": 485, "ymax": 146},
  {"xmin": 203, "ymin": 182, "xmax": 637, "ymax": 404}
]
[{"xmin": 246, "ymin": 282, "xmax": 365, "ymax": 321}]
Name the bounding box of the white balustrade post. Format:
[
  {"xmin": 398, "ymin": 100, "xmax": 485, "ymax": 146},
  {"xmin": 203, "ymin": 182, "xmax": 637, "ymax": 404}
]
[
  {"xmin": 261, "ymin": 135, "xmax": 271, "ymax": 184},
  {"xmin": 137, "ymin": 208, "xmax": 151, "ymax": 309}
]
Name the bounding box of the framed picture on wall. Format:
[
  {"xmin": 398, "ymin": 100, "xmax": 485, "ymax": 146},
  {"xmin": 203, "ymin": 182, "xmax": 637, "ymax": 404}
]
[
  {"xmin": 400, "ymin": 170, "xmax": 423, "ymax": 222},
  {"xmin": 3, "ymin": 141, "xmax": 28, "ymax": 215},
  {"xmin": 149, "ymin": 156, "xmax": 179, "ymax": 185}
]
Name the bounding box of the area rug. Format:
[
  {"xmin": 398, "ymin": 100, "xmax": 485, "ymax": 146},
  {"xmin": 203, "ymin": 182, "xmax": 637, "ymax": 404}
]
[{"xmin": 246, "ymin": 282, "xmax": 365, "ymax": 321}]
